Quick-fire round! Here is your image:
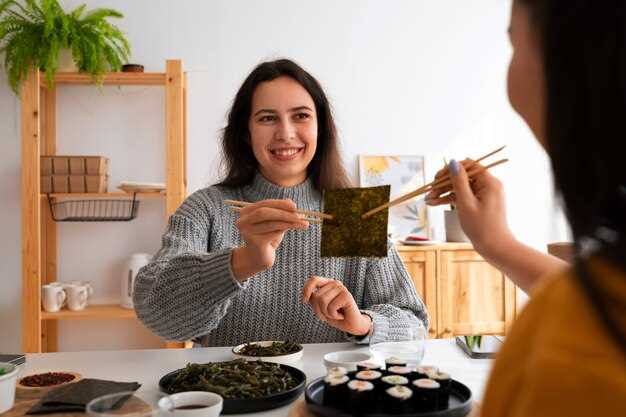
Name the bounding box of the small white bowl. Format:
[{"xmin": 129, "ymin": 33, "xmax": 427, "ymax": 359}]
[
  {"xmin": 158, "ymin": 391, "xmax": 223, "ymax": 417},
  {"xmin": 232, "ymin": 341, "xmax": 303, "ymax": 365},
  {"xmin": 323, "ymin": 351, "xmax": 373, "ymax": 371},
  {"xmin": 0, "ymin": 363, "xmax": 19, "ymax": 414}
]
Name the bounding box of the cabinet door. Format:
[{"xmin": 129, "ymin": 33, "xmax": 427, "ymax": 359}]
[
  {"xmin": 438, "ymin": 250, "xmax": 516, "ymax": 338},
  {"xmin": 399, "ymin": 250, "xmax": 437, "ymax": 338}
]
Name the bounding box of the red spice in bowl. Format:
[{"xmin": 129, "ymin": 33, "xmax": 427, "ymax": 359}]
[{"xmin": 20, "ymin": 372, "xmax": 76, "ymax": 387}]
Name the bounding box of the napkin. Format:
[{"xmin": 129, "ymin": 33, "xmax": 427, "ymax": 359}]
[{"xmin": 26, "ymin": 378, "xmax": 141, "ymax": 414}]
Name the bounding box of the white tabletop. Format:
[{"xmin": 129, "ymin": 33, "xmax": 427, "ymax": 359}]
[{"xmin": 22, "ymin": 339, "xmax": 493, "ymax": 417}]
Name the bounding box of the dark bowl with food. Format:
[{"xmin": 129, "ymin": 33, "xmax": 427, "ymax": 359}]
[{"xmin": 158, "ymin": 359, "xmax": 306, "ymax": 414}]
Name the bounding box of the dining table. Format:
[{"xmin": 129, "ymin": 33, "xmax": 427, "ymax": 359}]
[{"xmin": 20, "ymin": 338, "xmax": 494, "ymax": 417}]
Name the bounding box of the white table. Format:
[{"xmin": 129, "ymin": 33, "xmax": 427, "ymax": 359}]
[{"xmin": 22, "ymin": 339, "xmax": 493, "ymax": 416}]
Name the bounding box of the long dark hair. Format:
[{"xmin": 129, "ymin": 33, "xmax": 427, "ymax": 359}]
[
  {"xmin": 217, "ymin": 59, "xmax": 352, "ymax": 190},
  {"xmin": 519, "ymin": 0, "xmax": 626, "ymax": 353},
  {"xmin": 519, "ymin": 0, "xmax": 626, "ymax": 247}
]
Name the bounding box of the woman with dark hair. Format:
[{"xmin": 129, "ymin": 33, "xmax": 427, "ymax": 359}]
[
  {"xmin": 134, "ymin": 59, "xmax": 428, "ymax": 347},
  {"xmin": 428, "ymin": 1, "xmax": 626, "ymax": 415}
]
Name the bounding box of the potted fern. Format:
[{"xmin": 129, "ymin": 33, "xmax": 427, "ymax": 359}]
[{"xmin": 0, "ymin": 0, "xmax": 131, "ymax": 95}]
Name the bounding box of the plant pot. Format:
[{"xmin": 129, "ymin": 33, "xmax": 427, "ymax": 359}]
[
  {"xmin": 58, "ymin": 48, "xmax": 78, "ymax": 72},
  {"xmin": 444, "ymin": 210, "xmax": 469, "ymax": 242},
  {"xmin": 0, "ymin": 362, "xmax": 19, "ymax": 414}
]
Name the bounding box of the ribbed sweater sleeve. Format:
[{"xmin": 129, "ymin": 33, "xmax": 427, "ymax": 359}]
[
  {"xmin": 349, "ymin": 243, "xmax": 429, "ymax": 344},
  {"xmin": 133, "ymin": 212, "xmax": 245, "ymax": 342}
]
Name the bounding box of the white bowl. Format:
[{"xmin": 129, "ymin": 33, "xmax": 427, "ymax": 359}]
[
  {"xmin": 232, "ymin": 341, "xmax": 303, "ymax": 365},
  {"xmin": 0, "ymin": 363, "xmax": 19, "ymax": 414},
  {"xmin": 323, "ymin": 351, "xmax": 373, "ymax": 371},
  {"xmin": 158, "ymin": 391, "xmax": 223, "ymax": 417}
]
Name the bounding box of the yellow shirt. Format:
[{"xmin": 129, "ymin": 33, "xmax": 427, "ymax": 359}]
[{"xmin": 481, "ymin": 260, "xmax": 626, "ymax": 417}]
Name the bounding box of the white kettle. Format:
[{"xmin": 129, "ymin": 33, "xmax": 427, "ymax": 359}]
[{"xmin": 121, "ymin": 253, "xmax": 152, "ymax": 309}]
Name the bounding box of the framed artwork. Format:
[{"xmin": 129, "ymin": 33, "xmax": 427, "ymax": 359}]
[{"xmin": 359, "ymin": 155, "xmax": 429, "ymax": 239}]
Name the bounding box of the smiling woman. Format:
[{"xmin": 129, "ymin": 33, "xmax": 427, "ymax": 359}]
[{"xmin": 132, "ymin": 58, "xmax": 428, "ymax": 347}]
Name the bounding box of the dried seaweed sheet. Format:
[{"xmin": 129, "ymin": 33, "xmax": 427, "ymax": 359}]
[{"xmin": 321, "ymin": 185, "xmax": 390, "ymax": 258}]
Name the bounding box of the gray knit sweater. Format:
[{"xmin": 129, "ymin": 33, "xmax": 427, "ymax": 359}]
[{"xmin": 133, "ymin": 173, "xmax": 428, "ymax": 347}]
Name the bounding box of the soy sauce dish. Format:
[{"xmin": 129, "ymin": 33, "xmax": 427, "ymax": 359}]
[{"xmin": 232, "ymin": 340, "xmax": 304, "ymax": 364}]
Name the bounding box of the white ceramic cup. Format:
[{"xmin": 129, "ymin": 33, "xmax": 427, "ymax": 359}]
[
  {"xmin": 158, "ymin": 391, "xmax": 223, "ymax": 417},
  {"xmin": 444, "ymin": 209, "xmax": 470, "ymax": 242},
  {"xmin": 0, "ymin": 363, "xmax": 19, "ymax": 414},
  {"xmin": 64, "ymin": 284, "xmax": 89, "ymax": 311},
  {"xmin": 68, "ymin": 281, "xmax": 94, "ymax": 301},
  {"xmin": 41, "ymin": 284, "xmax": 66, "ymax": 312}
]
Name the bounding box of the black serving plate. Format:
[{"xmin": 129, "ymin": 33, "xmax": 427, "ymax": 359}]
[
  {"xmin": 305, "ymin": 377, "xmax": 472, "ymax": 417},
  {"xmin": 159, "ymin": 363, "xmax": 306, "ymax": 414}
]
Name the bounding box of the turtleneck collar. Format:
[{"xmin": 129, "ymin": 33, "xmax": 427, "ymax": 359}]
[{"xmin": 243, "ymin": 171, "xmax": 320, "ymax": 209}]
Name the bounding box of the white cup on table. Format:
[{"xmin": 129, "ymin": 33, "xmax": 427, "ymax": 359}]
[{"xmin": 64, "ymin": 283, "xmax": 89, "ymax": 311}]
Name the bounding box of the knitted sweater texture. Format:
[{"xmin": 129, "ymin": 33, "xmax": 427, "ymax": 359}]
[{"xmin": 133, "ymin": 173, "xmax": 428, "ymax": 346}]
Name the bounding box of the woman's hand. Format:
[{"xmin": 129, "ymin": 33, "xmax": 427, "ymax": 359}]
[
  {"xmin": 425, "ymin": 159, "xmax": 515, "ymax": 257},
  {"xmin": 302, "ymin": 276, "xmax": 372, "ymax": 336},
  {"xmin": 231, "ymin": 199, "xmax": 309, "ymax": 281}
]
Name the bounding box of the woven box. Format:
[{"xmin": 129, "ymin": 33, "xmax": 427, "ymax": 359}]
[
  {"xmin": 40, "ymin": 176, "xmax": 52, "ymax": 193},
  {"xmin": 52, "ymin": 157, "xmax": 69, "ymax": 175},
  {"xmin": 69, "ymin": 157, "xmax": 86, "ymax": 175},
  {"xmin": 41, "ymin": 157, "xmax": 53, "ymax": 176},
  {"xmin": 85, "ymin": 157, "xmax": 108, "ymax": 175},
  {"xmin": 69, "ymin": 176, "xmax": 86, "ymax": 193},
  {"xmin": 52, "ymin": 175, "xmax": 69, "ymax": 193}
]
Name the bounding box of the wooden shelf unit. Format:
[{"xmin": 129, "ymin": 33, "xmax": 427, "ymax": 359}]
[
  {"xmin": 42, "ymin": 304, "xmax": 137, "ymax": 320},
  {"xmin": 21, "ymin": 60, "xmax": 187, "ymax": 353}
]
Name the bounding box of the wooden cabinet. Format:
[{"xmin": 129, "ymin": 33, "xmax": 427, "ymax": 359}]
[{"xmin": 397, "ymin": 243, "xmax": 517, "ymax": 339}]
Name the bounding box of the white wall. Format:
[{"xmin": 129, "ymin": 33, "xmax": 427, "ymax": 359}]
[{"xmin": 0, "ymin": 0, "xmax": 569, "ymax": 352}]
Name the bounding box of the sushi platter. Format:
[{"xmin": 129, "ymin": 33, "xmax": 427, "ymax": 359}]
[{"xmin": 305, "ymin": 359, "xmax": 472, "ymax": 417}]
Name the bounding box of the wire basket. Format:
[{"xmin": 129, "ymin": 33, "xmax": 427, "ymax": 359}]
[{"xmin": 47, "ymin": 194, "xmax": 139, "ymax": 222}]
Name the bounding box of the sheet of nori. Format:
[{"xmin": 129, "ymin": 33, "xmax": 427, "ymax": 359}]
[{"xmin": 321, "ymin": 185, "xmax": 390, "ymax": 258}]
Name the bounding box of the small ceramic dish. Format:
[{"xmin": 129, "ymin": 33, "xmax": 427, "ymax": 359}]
[
  {"xmin": 232, "ymin": 341, "xmax": 303, "ymax": 365},
  {"xmin": 158, "ymin": 391, "xmax": 223, "ymax": 417},
  {"xmin": 16, "ymin": 371, "xmax": 82, "ymax": 399},
  {"xmin": 323, "ymin": 351, "xmax": 373, "ymax": 371}
]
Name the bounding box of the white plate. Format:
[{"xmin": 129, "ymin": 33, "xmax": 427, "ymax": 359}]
[
  {"xmin": 231, "ymin": 341, "xmax": 303, "ymax": 365},
  {"xmin": 399, "ymin": 240, "xmax": 442, "ymax": 246}
]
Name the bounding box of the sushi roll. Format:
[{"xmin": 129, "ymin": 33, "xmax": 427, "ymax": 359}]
[
  {"xmin": 347, "ymin": 380, "xmax": 375, "ymax": 415},
  {"xmin": 412, "ymin": 365, "xmax": 439, "ymax": 380},
  {"xmin": 381, "ymin": 374, "xmax": 410, "ymax": 391},
  {"xmin": 412, "ymin": 378, "xmax": 440, "ymax": 412},
  {"xmin": 356, "ymin": 370, "xmax": 383, "ymax": 391},
  {"xmin": 323, "ymin": 374, "xmax": 349, "ymax": 408},
  {"xmin": 385, "ymin": 356, "xmax": 407, "ymax": 369},
  {"xmin": 387, "ymin": 365, "xmax": 413, "ymax": 379},
  {"xmin": 357, "ymin": 361, "xmax": 382, "ymax": 372},
  {"xmin": 384, "ymin": 385, "xmax": 414, "ymax": 414},
  {"xmin": 431, "ymin": 372, "xmax": 452, "ymax": 409},
  {"xmin": 326, "ymin": 366, "xmax": 348, "ymax": 378}
]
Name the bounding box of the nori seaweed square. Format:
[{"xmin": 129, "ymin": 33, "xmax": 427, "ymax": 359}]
[{"xmin": 321, "ymin": 185, "xmax": 390, "ymax": 258}]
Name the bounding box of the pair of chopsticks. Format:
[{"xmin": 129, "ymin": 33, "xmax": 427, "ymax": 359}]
[
  {"xmin": 361, "ymin": 145, "xmax": 509, "ymax": 219},
  {"xmin": 225, "ymin": 199, "xmax": 332, "ymax": 224}
]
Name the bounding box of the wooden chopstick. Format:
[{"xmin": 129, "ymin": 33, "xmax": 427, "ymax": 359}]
[
  {"xmin": 224, "ymin": 199, "xmax": 332, "ymax": 220},
  {"xmin": 361, "ymin": 148, "xmax": 508, "ymax": 219},
  {"xmin": 228, "ymin": 206, "xmax": 323, "ymax": 224}
]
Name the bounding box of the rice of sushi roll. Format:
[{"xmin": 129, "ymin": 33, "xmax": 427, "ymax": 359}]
[
  {"xmin": 431, "ymin": 371, "xmax": 452, "ymax": 409},
  {"xmin": 412, "ymin": 378, "xmax": 441, "ymax": 411},
  {"xmin": 347, "ymin": 380, "xmax": 375, "ymax": 415},
  {"xmin": 384, "ymin": 385, "xmax": 413, "ymax": 414},
  {"xmin": 381, "ymin": 374, "xmax": 410, "ymax": 390},
  {"xmin": 387, "ymin": 365, "xmax": 413, "ymax": 378},
  {"xmin": 326, "ymin": 366, "xmax": 348, "ymax": 378},
  {"xmin": 357, "ymin": 361, "xmax": 382, "ymax": 372},
  {"xmin": 412, "ymin": 365, "xmax": 439, "ymax": 380},
  {"xmin": 356, "ymin": 370, "xmax": 383, "ymax": 391},
  {"xmin": 385, "ymin": 356, "xmax": 407, "ymax": 368},
  {"xmin": 323, "ymin": 374, "xmax": 349, "ymax": 408}
]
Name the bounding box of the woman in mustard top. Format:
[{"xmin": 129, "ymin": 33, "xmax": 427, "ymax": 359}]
[{"xmin": 426, "ymin": 0, "xmax": 626, "ymax": 416}]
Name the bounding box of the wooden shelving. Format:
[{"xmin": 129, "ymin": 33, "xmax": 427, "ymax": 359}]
[
  {"xmin": 46, "ymin": 72, "xmax": 167, "ymax": 86},
  {"xmin": 21, "ymin": 60, "xmax": 187, "ymax": 353},
  {"xmin": 41, "ymin": 192, "xmax": 165, "ymax": 199},
  {"xmin": 42, "ymin": 304, "xmax": 136, "ymax": 320}
]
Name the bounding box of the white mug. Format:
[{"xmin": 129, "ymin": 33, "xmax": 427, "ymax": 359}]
[
  {"xmin": 68, "ymin": 281, "xmax": 94, "ymax": 301},
  {"xmin": 41, "ymin": 284, "xmax": 66, "ymax": 312},
  {"xmin": 65, "ymin": 284, "xmax": 89, "ymax": 311}
]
